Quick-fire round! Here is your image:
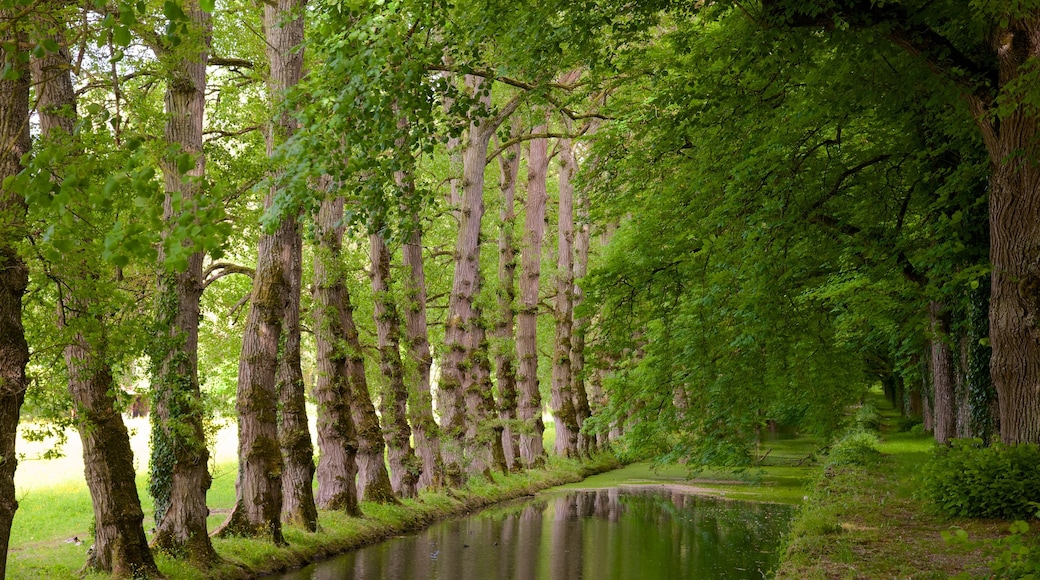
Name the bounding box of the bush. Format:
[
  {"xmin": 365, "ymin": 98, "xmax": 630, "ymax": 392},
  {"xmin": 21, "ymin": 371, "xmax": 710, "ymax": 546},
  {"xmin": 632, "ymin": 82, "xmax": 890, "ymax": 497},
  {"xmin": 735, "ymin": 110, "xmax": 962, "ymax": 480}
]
[
  {"xmin": 897, "ymin": 416, "xmax": 923, "ymax": 433},
  {"xmin": 923, "ymin": 438, "xmax": 1040, "ymax": 519},
  {"xmin": 852, "ymin": 404, "xmax": 881, "ymax": 432},
  {"xmin": 826, "ymin": 430, "xmax": 882, "ymax": 467}
]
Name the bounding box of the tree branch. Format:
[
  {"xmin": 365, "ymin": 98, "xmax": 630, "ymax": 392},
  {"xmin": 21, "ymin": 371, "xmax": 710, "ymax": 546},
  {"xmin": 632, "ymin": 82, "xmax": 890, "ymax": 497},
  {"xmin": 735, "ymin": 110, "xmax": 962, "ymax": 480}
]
[{"xmin": 203, "ymin": 261, "xmax": 255, "ymax": 289}]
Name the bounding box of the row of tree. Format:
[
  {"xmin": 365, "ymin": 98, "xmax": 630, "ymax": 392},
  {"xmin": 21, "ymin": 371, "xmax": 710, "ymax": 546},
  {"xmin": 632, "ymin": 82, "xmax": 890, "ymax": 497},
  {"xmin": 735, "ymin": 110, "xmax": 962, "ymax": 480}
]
[
  {"xmin": 0, "ymin": 0, "xmax": 616, "ymax": 577},
  {"xmin": 3, "ymin": 0, "xmax": 1040, "ymax": 577}
]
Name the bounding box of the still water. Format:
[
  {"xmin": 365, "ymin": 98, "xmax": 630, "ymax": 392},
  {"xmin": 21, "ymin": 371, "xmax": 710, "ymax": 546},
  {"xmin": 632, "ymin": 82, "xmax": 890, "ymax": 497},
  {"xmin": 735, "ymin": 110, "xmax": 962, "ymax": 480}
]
[{"xmin": 277, "ymin": 489, "xmax": 793, "ymax": 580}]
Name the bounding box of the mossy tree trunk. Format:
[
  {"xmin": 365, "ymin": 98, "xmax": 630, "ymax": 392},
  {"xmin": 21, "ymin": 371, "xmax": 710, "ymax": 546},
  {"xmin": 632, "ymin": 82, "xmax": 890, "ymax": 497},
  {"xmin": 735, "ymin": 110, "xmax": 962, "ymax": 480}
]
[
  {"xmin": 149, "ymin": 0, "xmax": 220, "ymax": 563},
  {"xmin": 217, "ymin": 0, "xmax": 308, "ymax": 542},
  {"xmin": 400, "ymin": 218, "xmax": 444, "ymax": 490},
  {"xmin": 0, "ymin": 10, "xmax": 33, "ymax": 578},
  {"xmin": 494, "ymin": 120, "xmax": 522, "ymax": 470},
  {"xmin": 517, "ymin": 120, "xmax": 549, "ymax": 467},
  {"xmin": 312, "ymin": 195, "xmax": 361, "ymax": 515},
  {"xmin": 369, "ymin": 229, "xmax": 420, "ymax": 498},
  {"xmin": 32, "ymin": 16, "xmax": 161, "ymax": 577},
  {"xmin": 277, "ymin": 228, "xmax": 318, "ymax": 529},
  {"xmin": 551, "ymin": 122, "xmax": 579, "ymax": 459}
]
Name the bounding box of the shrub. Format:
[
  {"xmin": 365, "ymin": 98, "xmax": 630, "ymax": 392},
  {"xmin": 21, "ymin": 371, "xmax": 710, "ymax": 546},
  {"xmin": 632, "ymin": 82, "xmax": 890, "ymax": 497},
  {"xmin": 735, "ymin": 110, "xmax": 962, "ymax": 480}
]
[
  {"xmin": 923, "ymin": 438, "xmax": 1040, "ymax": 519},
  {"xmin": 826, "ymin": 430, "xmax": 882, "ymax": 467},
  {"xmin": 897, "ymin": 416, "xmax": 923, "ymax": 433},
  {"xmin": 852, "ymin": 404, "xmax": 880, "ymax": 432}
]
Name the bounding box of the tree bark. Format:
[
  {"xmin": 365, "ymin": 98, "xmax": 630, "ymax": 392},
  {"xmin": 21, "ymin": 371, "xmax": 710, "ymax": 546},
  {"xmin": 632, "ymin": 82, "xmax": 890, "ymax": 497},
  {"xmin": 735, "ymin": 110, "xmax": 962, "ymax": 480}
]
[
  {"xmin": 517, "ymin": 122, "xmax": 549, "ymax": 467},
  {"xmin": 494, "ymin": 121, "xmax": 522, "ymax": 470},
  {"xmin": 928, "ymin": 302, "xmax": 956, "ymax": 445},
  {"xmin": 439, "ymin": 75, "xmax": 496, "ymax": 484},
  {"xmin": 983, "ymin": 26, "xmax": 1040, "ymax": 441},
  {"xmin": 571, "ymin": 165, "xmax": 593, "ymax": 457},
  {"xmin": 312, "ymin": 195, "xmax": 361, "ymax": 515},
  {"xmin": 0, "ymin": 11, "xmax": 34, "ymax": 579},
  {"xmin": 342, "ymin": 265, "xmax": 398, "ymax": 504},
  {"xmin": 551, "ymin": 128, "xmax": 579, "ymax": 458},
  {"xmin": 277, "ymin": 228, "xmax": 318, "ymax": 530},
  {"xmin": 217, "ymin": 0, "xmax": 308, "ymax": 541},
  {"xmin": 400, "ymin": 220, "xmax": 444, "ymax": 490},
  {"xmin": 148, "ymin": 0, "xmax": 219, "ymax": 562},
  {"xmin": 369, "ymin": 230, "xmax": 420, "ymax": 498}
]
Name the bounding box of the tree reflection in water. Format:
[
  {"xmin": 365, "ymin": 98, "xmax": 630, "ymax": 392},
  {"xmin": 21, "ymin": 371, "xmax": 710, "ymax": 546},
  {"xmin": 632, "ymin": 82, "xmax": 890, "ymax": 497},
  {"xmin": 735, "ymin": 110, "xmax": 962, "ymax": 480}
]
[{"xmin": 277, "ymin": 489, "xmax": 793, "ymax": 579}]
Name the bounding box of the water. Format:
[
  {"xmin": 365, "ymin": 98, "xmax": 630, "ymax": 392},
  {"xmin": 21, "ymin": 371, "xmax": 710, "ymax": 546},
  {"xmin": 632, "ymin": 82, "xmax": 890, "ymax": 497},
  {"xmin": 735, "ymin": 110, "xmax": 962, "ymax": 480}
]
[{"xmin": 275, "ymin": 489, "xmax": 794, "ymax": 580}]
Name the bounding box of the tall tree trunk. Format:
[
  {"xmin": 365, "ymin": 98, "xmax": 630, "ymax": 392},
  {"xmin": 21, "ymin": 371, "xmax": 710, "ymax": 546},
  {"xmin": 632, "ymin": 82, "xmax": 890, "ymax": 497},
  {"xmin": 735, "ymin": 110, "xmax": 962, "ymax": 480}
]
[
  {"xmin": 929, "ymin": 302, "xmax": 956, "ymax": 444},
  {"xmin": 148, "ymin": 0, "xmax": 219, "ymax": 562},
  {"xmin": 517, "ymin": 123, "xmax": 549, "ymax": 467},
  {"xmin": 439, "ymin": 75, "xmax": 493, "ymax": 484},
  {"xmin": 466, "ymin": 299, "xmax": 507, "ymax": 477},
  {"xmin": 551, "ymin": 129, "xmax": 579, "ymax": 458},
  {"xmin": 370, "ymin": 230, "xmax": 420, "ymax": 498},
  {"xmin": 68, "ymin": 326, "xmax": 159, "ymax": 577},
  {"xmin": 981, "ymin": 34, "xmax": 1040, "ymax": 442},
  {"xmin": 401, "ymin": 220, "xmax": 444, "ymax": 489},
  {"xmin": 571, "ymin": 154, "xmax": 593, "ymax": 457},
  {"xmin": 33, "ymin": 22, "xmax": 160, "ymax": 576},
  {"xmin": 312, "ymin": 195, "xmax": 361, "ymax": 515},
  {"xmin": 217, "ymin": 0, "xmax": 307, "ymax": 541},
  {"xmin": 0, "ymin": 13, "xmax": 33, "ymax": 578},
  {"xmin": 277, "ymin": 229, "xmax": 318, "ymax": 530},
  {"xmin": 342, "ymin": 267, "xmax": 398, "ymax": 504},
  {"xmin": 494, "ymin": 122, "xmax": 522, "ymax": 470}
]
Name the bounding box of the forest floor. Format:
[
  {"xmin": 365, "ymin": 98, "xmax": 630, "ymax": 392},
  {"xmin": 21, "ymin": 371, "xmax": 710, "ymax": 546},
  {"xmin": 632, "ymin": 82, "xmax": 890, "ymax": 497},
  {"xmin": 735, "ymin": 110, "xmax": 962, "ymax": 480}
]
[
  {"xmin": 6, "ymin": 454, "xmax": 619, "ymax": 579},
  {"xmin": 774, "ymin": 395, "xmax": 1019, "ymax": 579}
]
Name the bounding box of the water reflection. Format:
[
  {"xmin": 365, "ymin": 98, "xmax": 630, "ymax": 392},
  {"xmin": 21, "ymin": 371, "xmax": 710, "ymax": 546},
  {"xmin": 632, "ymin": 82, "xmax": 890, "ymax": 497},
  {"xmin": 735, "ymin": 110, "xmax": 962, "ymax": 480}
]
[{"xmin": 277, "ymin": 489, "xmax": 792, "ymax": 580}]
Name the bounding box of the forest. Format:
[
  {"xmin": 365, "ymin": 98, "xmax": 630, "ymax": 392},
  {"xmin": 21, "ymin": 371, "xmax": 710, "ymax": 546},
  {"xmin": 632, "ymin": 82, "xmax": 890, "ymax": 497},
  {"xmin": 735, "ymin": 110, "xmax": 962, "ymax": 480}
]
[{"xmin": 0, "ymin": 0, "xmax": 1039, "ymax": 577}]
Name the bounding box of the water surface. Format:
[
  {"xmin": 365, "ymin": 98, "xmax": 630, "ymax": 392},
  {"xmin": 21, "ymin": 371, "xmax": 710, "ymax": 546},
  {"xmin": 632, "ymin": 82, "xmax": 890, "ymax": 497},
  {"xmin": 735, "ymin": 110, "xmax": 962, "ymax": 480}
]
[{"xmin": 277, "ymin": 488, "xmax": 793, "ymax": 580}]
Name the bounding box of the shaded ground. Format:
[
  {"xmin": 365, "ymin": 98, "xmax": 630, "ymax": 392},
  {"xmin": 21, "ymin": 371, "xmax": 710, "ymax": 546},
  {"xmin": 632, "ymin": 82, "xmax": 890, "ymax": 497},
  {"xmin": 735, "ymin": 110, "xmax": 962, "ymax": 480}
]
[{"xmin": 776, "ymin": 396, "xmax": 1017, "ymax": 579}]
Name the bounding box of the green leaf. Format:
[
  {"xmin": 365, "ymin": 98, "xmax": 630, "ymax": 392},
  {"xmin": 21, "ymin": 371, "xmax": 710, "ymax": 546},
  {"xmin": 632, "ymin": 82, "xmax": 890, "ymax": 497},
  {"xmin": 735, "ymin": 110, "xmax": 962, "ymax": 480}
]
[
  {"xmin": 200, "ymin": 0, "xmax": 215, "ymax": 12},
  {"xmin": 163, "ymin": 0, "xmax": 186, "ymax": 21},
  {"xmin": 41, "ymin": 38, "xmax": 60, "ymax": 53},
  {"xmin": 113, "ymin": 26, "xmax": 132, "ymax": 47}
]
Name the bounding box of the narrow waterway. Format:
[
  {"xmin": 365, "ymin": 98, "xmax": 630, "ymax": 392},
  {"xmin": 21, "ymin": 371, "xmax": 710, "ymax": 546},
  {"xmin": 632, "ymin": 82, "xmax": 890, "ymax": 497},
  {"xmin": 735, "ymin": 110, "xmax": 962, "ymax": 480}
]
[{"xmin": 276, "ymin": 488, "xmax": 793, "ymax": 579}]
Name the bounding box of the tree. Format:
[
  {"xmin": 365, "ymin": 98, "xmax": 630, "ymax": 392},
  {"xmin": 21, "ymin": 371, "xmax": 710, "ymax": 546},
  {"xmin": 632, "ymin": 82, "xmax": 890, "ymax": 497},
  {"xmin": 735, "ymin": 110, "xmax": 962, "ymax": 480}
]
[
  {"xmin": 311, "ymin": 192, "xmax": 361, "ymax": 515},
  {"xmin": 217, "ymin": 0, "xmax": 307, "ymax": 543},
  {"xmin": 148, "ymin": 0, "xmax": 221, "ymax": 562},
  {"xmin": 517, "ymin": 118, "xmax": 549, "ymax": 467},
  {"xmin": 0, "ymin": 8, "xmax": 34, "ymax": 577}
]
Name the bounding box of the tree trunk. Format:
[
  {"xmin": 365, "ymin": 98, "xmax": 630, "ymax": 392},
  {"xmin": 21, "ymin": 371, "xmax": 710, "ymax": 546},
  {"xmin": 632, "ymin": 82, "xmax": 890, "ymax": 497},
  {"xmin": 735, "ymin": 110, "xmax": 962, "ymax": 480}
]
[
  {"xmin": 342, "ymin": 268, "xmax": 398, "ymax": 504},
  {"xmin": 571, "ymin": 170, "xmax": 593, "ymax": 457},
  {"xmin": 0, "ymin": 12, "xmax": 34, "ymax": 578},
  {"xmin": 439, "ymin": 75, "xmax": 493, "ymax": 484},
  {"xmin": 928, "ymin": 302, "xmax": 956, "ymax": 445},
  {"xmin": 401, "ymin": 220, "xmax": 444, "ymax": 489},
  {"xmin": 517, "ymin": 122, "xmax": 549, "ymax": 467},
  {"xmin": 982, "ymin": 36, "xmax": 1040, "ymax": 442},
  {"xmin": 32, "ymin": 23, "xmax": 160, "ymax": 576},
  {"xmin": 277, "ymin": 228, "xmax": 318, "ymax": 530},
  {"xmin": 494, "ymin": 122, "xmax": 522, "ymax": 470},
  {"xmin": 68, "ymin": 331, "xmax": 160, "ymax": 577},
  {"xmin": 551, "ymin": 129, "xmax": 579, "ymax": 458},
  {"xmin": 370, "ymin": 230, "xmax": 420, "ymax": 498},
  {"xmin": 465, "ymin": 299, "xmax": 507, "ymax": 477},
  {"xmin": 968, "ymin": 276, "xmax": 998, "ymax": 443},
  {"xmin": 217, "ymin": 0, "xmax": 308, "ymax": 542},
  {"xmin": 312, "ymin": 195, "xmax": 361, "ymax": 515},
  {"xmin": 148, "ymin": 0, "xmax": 219, "ymax": 562}
]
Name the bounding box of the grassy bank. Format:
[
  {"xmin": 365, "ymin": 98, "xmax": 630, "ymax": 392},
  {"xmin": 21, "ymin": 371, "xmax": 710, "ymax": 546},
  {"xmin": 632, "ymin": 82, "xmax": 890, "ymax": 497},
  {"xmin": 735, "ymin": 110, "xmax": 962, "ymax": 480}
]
[
  {"xmin": 8, "ymin": 455, "xmax": 619, "ymax": 579},
  {"xmin": 775, "ymin": 396, "xmax": 1015, "ymax": 579}
]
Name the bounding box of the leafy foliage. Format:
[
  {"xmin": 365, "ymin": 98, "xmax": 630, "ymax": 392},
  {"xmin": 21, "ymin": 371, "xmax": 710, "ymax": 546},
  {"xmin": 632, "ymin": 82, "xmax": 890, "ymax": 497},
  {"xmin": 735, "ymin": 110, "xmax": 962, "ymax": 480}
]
[{"xmin": 924, "ymin": 439, "xmax": 1040, "ymax": 519}]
